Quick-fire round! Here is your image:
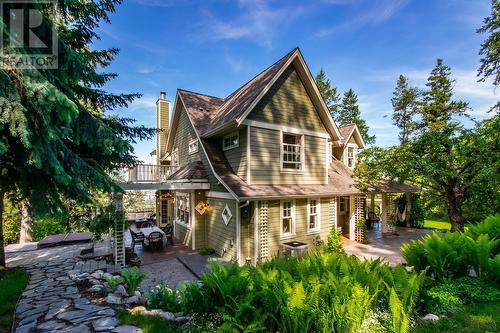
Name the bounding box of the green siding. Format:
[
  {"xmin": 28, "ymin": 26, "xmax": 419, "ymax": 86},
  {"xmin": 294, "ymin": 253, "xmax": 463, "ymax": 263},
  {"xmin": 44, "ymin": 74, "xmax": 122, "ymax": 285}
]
[
  {"xmin": 262, "ymin": 198, "xmax": 332, "ymax": 259},
  {"xmin": 247, "ymin": 65, "xmax": 328, "ymax": 133},
  {"xmin": 250, "ymin": 127, "xmax": 327, "ymax": 185},
  {"xmin": 173, "ymin": 107, "xmax": 200, "ymax": 166},
  {"xmin": 223, "ymin": 127, "xmax": 247, "ymax": 181},
  {"xmin": 205, "ymin": 197, "xmax": 238, "ymax": 261}
]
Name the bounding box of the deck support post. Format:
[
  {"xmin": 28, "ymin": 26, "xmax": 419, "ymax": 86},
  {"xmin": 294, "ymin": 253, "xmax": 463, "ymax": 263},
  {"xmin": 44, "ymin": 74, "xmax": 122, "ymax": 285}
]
[{"xmin": 381, "ymin": 193, "xmax": 389, "ymax": 234}]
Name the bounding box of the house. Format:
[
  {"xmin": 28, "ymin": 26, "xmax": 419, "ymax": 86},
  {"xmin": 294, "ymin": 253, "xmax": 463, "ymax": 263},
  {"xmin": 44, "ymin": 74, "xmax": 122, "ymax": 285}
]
[{"xmin": 122, "ymin": 48, "xmax": 416, "ymax": 265}]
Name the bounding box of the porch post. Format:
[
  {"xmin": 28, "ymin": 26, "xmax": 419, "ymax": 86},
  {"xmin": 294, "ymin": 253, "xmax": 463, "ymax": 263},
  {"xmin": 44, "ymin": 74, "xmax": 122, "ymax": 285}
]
[
  {"xmin": 381, "ymin": 193, "xmax": 389, "ymax": 234},
  {"xmin": 113, "ymin": 193, "xmax": 126, "ymax": 267},
  {"xmin": 370, "ymin": 194, "xmax": 375, "ymax": 212},
  {"xmin": 349, "ymin": 195, "xmax": 356, "ymax": 240}
]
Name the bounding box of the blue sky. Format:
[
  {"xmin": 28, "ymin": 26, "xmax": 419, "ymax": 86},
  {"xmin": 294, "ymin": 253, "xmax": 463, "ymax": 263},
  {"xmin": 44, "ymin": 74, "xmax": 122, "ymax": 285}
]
[{"xmin": 94, "ymin": 0, "xmax": 497, "ymax": 163}]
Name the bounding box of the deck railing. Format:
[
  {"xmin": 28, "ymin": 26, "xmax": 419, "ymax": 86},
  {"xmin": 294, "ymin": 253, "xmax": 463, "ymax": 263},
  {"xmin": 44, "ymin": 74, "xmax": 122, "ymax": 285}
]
[{"xmin": 127, "ymin": 164, "xmax": 178, "ymax": 183}]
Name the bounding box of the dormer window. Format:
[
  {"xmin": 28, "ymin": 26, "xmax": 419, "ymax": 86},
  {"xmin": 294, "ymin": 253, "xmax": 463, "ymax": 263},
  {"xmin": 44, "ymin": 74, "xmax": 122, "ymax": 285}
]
[
  {"xmin": 188, "ymin": 139, "xmax": 198, "ymax": 154},
  {"xmin": 347, "ymin": 146, "xmax": 356, "ymax": 169},
  {"xmin": 223, "ymin": 131, "xmax": 239, "ymax": 151},
  {"xmin": 281, "ymin": 132, "xmax": 304, "ymax": 171}
]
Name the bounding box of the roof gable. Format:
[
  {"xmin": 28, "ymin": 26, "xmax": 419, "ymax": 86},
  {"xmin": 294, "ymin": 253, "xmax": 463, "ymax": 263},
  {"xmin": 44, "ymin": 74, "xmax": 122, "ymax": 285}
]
[{"xmin": 339, "ymin": 124, "xmax": 366, "ymax": 148}]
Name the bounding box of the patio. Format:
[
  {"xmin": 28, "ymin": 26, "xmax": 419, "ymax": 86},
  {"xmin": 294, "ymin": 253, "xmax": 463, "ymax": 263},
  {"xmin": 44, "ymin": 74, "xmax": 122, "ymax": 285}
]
[{"xmin": 342, "ymin": 227, "xmax": 433, "ymax": 265}]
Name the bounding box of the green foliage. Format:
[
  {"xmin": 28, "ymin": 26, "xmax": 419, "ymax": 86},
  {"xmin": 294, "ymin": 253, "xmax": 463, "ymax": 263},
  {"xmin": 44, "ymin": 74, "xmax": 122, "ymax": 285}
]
[
  {"xmin": 0, "ymin": 268, "xmax": 29, "ymax": 331},
  {"xmin": 422, "ymin": 277, "xmax": 500, "ymax": 315},
  {"xmin": 32, "ymin": 215, "xmax": 68, "ymax": 241},
  {"xmin": 315, "ymin": 68, "xmax": 341, "ymax": 118},
  {"xmin": 105, "ymin": 275, "xmax": 122, "ymax": 289},
  {"xmin": 402, "ymin": 216, "xmax": 500, "ymax": 282},
  {"xmin": 414, "ymin": 301, "xmax": 500, "ymax": 333},
  {"xmin": 198, "ymin": 247, "xmax": 216, "ymax": 256},
  {"xmin": 391, "ymin": 75, "xmax": 419, "ymax": 144},
  {"xmin": 2, "ymin": 199, "xmax": 19, "ymax": 245},
  {"xmin": 356, "ymin": 59, "xmax": 499, "ymax": 231},
  {"xmin": 120, "ymin": 267, "xmax": 148, "ymax": 294},
  {"xmin": 326, "ymin": 228, "xmax": 345, "ymax": 254},
  {"xmin": 478, "ymin": 0, "xmax": 500, "ymax": 95},
  {"xmin": 175, "ymin": 251, "xmax": 425, "ymax": 332},
  {"xmin": 338, "ymin": 89, "xmax": 376, "ymax": 144},
  {"xmin": 117, "ymin": 309, "xmax": 182, "ymax": 333},
  {"xmin": 146, "ymin": 284, "xmax": 183, "ymax": 313},
  {"xmin": 465, "ymin": 214, "xmax": 500, "ymax": 250}
]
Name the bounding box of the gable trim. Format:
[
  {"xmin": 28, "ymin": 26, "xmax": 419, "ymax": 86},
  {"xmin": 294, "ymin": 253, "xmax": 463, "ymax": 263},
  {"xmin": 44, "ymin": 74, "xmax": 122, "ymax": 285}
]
[
  {"xmin": 228, "ymin": 49, "xmax": 342, "ymax": 142},
  {"xmin": 242, "ymin": 119, "xmax": 330, "ymax": 139},
  {"xmin": 342, "ymin": 124, "xmax": 366, "ymax": 149},
  {"xmin": 166, "ymin": 92, "xmax": 182, "ymax": 154},
  {"xmin": 177, "ymin": 93, "xmax": 240, "ymax": 201}
]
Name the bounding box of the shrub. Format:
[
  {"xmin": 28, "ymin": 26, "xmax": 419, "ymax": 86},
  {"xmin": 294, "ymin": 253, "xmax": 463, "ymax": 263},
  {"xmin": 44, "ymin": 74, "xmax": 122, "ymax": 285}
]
[
  {"xmin": 2, "ymin": 199, "xmax": 20, "ymax": 245},
  {"xmin": 326, "ymin": 228, "xmax": 345, "ymax": 254},
  {"xmin": 105, "ymin": 275, "xmax": 122, "ymax": 289},
  {"xmin": 198, "ymin": 247, "xmax": 216, "ymax": 256},
  {"xmin": 178, "ymin": 252, "xmax": 425, "ymax": 332},
  {"xmin": 465, "ymin": 214, "xmax": 500, "ymax": 254},
  {"xmin": 145, "ymin": 284, "xmax": 182, "ymax": 312},
  {"xmin": 120, "ymin": 267, "xmax": 148, "ymax": 294},
  {"xmin": 33, "ymin": 216, "xmax": 67, "ymax": 241},
  {"xmin": 422, "ymin": 277, "xmax": 500, "ymax": 314}
]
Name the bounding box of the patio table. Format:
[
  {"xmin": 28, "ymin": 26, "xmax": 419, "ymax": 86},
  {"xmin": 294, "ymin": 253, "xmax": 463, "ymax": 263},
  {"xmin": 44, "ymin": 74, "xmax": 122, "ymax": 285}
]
[{"xmin": 132, "ymin": 226, "xmax": 167, "ymax": 249}]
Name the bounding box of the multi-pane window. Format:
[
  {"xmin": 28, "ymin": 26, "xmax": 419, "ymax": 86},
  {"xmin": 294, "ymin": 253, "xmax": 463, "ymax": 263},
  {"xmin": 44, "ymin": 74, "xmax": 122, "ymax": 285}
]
[
  {"xmin": 347, "ymin": 146, "xmax": 355, "ymax": 168},
  {"xmin": 188, "ymin": 139, "xmax": 198, "ymax": 154},
  {"xmin": 282, "ymin": 133, "xmax": 303, "ymax": 170},
  {"xmin": 281, "ymin": 200, "xmax": 295, "ymax": 237},
  {"xmin": 176, "ymin": 193, "xmax": 190, "ymax": 226},
  {"xmin": 223, "ymin": 131, "xmax": 239, "ymax": 150},
  {"xmin": 308, "ymin": 199, "xmax": 320, "ymax": 232}
]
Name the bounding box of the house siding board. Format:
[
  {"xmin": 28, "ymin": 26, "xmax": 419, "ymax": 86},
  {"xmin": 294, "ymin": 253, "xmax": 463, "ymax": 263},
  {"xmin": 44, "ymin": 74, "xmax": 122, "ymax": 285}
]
[
  {"xmin": 173, "ymin": 107, "xmax": 201, "ymax": 166},
  {"xmin": 199, "ymin": 147, "xmax": 228, "ymax": 192},
  {"xmin": 250, "ymin": 127, "xmax": 327, "ymax": 185},
  {"xmin": 223, "ymin": 127, "xmax": 247, "ymax": 181},
  {"xmin": 205, "ymin": 197, "xmax": 238, "ymax": 261},
  {"xmin": 174, "ymin": 223, "xmax": 192, "ymax": 248},
  {"xmin": 240, "ymin": 202, "xmax": 255, "ymax": 262},
  {"xmin": 194, "ymin": 191, "xmax": 207, "ymax": 249},
  {"xmin": 264, "ymin": 198, "xmax": 332, "ymax": 258},
  {"xmin": 247, "ymin": 66, "xmax": 328, "ymax": 134}
]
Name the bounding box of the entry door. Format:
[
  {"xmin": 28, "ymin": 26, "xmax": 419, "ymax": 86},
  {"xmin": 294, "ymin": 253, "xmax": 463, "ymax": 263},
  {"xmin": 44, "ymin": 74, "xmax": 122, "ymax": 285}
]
[
  {"xmin": 337, "ymin": 196, "xmax": 350, "ymax": 236},
  {"xmin": 158, "ymin": 198, "xmax": 169, "ymax": 227}
]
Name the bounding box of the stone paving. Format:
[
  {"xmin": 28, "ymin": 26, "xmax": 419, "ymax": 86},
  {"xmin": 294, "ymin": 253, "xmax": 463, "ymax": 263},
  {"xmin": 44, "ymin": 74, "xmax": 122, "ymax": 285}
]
[
  {"xmin": 342, "ymin": 227, "xmax": 433, "ymax": 264},
  {"xmin": 13, "ymin": 257, "xmax": 137, "ymax": 333}
]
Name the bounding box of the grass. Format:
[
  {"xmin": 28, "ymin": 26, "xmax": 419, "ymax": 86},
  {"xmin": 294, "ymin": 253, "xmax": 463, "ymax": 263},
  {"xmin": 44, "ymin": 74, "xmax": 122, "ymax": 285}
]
[
  {"xmin": 117, "ymin": 310, "xmax": 181, "ymax": 333},
  {"xmin": 0, "ymin": 268, "xmax": 29, "ymax": 331},
  {"xmin": 423, "ymin": 217, "xmax": 451, "ymax": 231},
  {"xmin": 413, "ymin": 302, "xmax": 500, "ymax": 333}
]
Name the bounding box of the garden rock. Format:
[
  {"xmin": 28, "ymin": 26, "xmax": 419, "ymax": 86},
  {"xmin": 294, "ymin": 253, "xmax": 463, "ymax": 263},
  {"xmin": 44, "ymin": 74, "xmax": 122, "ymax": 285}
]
[
  {"xmin": 93, "ymin": 317, "xmax": 119, "ymax": 331},
  {"xmin": 115, "ymin": 284, "xmax": 128, "ymax": 297},
  {"xmin": 129, "ymin": 306, "xmax": 146, "ymax": 315},
  {"xmin": 113, "ymin": 325, "xmax": 143, "ymax": 333},
  {"xmin": 106, "ymin": 293, "xmax": 122, "ymax": 305},
  {"xmin": 91, "ymin": 270, "xmax": 104, "ymax": 280},
  {"xmin": 125, "ymin": 295, "xmax": 139, "ymax": 305},
  {"xmin": 89, "ymin": 284, "xmax": 107, "ymax": 295},
  {"xmin": 174, "ymin": 316, "xmax": 189, "ymax": 324},
  {"xmin": 158, "ymin": 311, "xmax": 175, "ymax": 321},
  {"xmin": 422, "ymin": 313, "xmax": 439, "ymax": 321}
]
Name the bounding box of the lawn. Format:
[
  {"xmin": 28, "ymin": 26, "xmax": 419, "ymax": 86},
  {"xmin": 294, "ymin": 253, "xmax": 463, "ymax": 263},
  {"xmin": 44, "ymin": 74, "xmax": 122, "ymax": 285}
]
[
  {"xmin": 117, "ymin": 310, "xmax": 180, "ymax": 333},
  {"xmin": 0, "ymin": 268, "xmax": 29, "ymax": 331},
  {"xmin": 423, "ymin": 218, "xmax": 451, "ymax": 231},
  {"xmin": 413, "ymin": 302, "xmax": 499, "ymax": 333}
]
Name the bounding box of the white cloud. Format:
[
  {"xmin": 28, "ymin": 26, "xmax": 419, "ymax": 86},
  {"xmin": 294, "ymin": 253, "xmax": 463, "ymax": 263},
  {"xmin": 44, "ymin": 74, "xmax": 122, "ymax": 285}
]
[
  {"xmin": 201, "ymin": 0, "xmax": 305, "ymax": 47},
  {"xmin": 315, "ymin": 0, "xmax": 410, "ymax": 37},
  {"xmin": 225, "ymin": 54, "xmax": 244, "ymax": 72},
  {"xmin": 129, "ymin": 94, "xmax": 157, "ymax": 111}
]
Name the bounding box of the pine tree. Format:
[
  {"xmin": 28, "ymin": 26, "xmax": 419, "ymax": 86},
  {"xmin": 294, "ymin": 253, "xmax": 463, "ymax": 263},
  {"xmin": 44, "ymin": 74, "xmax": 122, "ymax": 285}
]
[
  {"xmin": 0, "ymin": 1, "xmax": 154, "ymax": 267},
  {"xmin": 478, "ymin": 1, "xmax": 500, "ymax": 87},
  {"xmin": 391, "ymin": 75, "xmax": 419, "ymax": 144},
  {"xmin": 315, "ymin": 69, "xmax": 341, "ymax": 119},
  {"xmin": 339, "ymin": 89, "xmax": 376, "ymax": 144}
]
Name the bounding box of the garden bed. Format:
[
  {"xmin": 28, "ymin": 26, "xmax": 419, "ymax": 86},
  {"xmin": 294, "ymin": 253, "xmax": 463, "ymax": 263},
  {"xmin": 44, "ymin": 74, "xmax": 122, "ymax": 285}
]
[{"xmin": 0, "ymin": 268, "xmax": 29, "ymax": 332}]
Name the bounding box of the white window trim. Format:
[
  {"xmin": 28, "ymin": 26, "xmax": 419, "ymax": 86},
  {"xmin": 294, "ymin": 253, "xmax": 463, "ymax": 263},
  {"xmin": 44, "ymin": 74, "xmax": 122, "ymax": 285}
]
[
  {"xmin": 307, "ymin": 198, "xmax": 321, "ymax": 234},
  {"xmin": 223, "ymin": 131, "xmax": 239, "ymax": 151},
  {"xmin": 345, "ymin": 143, "xmax": 357, "ymax": 169},
  {"xmin": 188, "ymin": 138, "xmax": 198, "ymax": 154},
  {"xmin": 174, "ymin": 192, "xmax": 191, "ymax": 229},
  {"xmin": 280, "ymin": 131, "xmax": 305, "ymax": 174},
  {"xmin": 280, "ymin": 199, "xmax": 296, "ymax": 239}
]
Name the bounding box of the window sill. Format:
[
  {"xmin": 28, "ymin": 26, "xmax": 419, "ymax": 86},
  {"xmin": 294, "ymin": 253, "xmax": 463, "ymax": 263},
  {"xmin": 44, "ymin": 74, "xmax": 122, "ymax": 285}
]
[
  {"xmin": 223, "ymin": 145, "xmax": 239, "ymax": 151},
  {"xmin": 280, "ymin": 234, "xmax": 296, "ymax": 240},
  {"xmin": 175, "ymin": 220, "xmax": 190, "ymax": 229},
  {"xmin": 307, "ymin": 229, "xmax": 321, "ymax": 235},
  {"xmin": 280, "ymin": 169, "xmax": 305, "ymax": 174}
]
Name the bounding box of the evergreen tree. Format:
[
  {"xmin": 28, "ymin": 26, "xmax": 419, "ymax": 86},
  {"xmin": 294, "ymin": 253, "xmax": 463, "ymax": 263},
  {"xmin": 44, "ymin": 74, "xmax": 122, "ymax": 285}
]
[
  {"xmin": 478, "ymin": 0, "xmax": 500, "ymax": 111},
  {"xmin": 356, "ymin": 59, "xmax": 497, "ymax": 232},
  {"xmin": 391, "ymin": 75, "xmax": 419, "ymax": 144},
  {"xmin": 0, "ymin": 1, "xmax": 154, "ymax": 267},
  {"xmin": 339, "ymin": 89, "xmax": 376, "ymax": 144},
  {"xmin": 315, "ymin": 69, "xmax": 341, "ymax": 119}
]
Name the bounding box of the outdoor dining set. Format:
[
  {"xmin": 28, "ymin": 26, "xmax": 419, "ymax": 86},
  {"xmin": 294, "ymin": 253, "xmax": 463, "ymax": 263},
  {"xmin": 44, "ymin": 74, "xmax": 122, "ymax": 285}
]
[{"xmin": 129, "ymin": 220, "xmax": 174, "ymax": 251}]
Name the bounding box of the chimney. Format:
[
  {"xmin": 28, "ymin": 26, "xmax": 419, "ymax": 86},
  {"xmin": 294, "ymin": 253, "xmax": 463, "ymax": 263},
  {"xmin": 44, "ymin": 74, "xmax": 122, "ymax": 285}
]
[{"xmin": 156, "ymin": 91, "xmax": 170, "ymax": 163}]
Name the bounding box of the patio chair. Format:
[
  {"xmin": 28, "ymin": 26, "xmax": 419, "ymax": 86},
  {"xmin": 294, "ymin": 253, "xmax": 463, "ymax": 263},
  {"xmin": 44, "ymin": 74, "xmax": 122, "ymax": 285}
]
[
  {"xmin": 130, "ymin": 229, "xmax": 145, "ymax": 250},
  {"xmin": 147, "ymin": 231, "xmax": 163, "ymax": 251},
  {"xmin": 140, "ymin": 221, "xmax": 154, "ymax": 228},
  {"xmin": 366, "ymin": 211, "xmax": 380, "ymax": 230},
  {"xmin": 161, "ymin": 223, "xmax": 174, "ymax": 245}
]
